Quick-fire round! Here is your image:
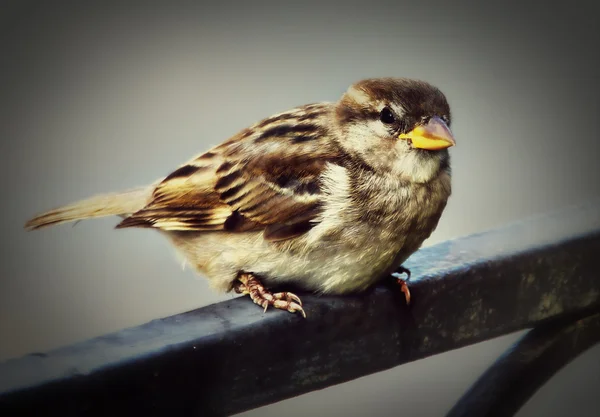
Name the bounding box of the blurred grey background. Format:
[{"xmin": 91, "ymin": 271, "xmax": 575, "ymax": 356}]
[{"xmin": 1, "ymin": 0, "xmax": 599, "ymax": 416}]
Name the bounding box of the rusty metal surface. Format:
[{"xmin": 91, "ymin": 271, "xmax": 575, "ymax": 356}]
[
  {"xmin": 1, "ymin": 199, "xmax": 599, "ymax": 416},
  {"xmin": 446, "ymin": 311, "xmax": 600, "ymax": 417}
]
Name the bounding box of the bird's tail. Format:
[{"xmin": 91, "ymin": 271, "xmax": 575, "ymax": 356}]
[{"xmin": 24, "ymin": 186, "xmax": 154, "ymax": 231}]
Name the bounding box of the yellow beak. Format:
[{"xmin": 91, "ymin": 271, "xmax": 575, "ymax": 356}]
[{"xmin": 398, "ymin": 116, "xmax": 456, "ymax": 150}]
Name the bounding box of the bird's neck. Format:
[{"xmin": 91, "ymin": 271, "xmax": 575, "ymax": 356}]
[{"xmin": 347, "ymin": 164, "xmax": 451, "ymax": 223}]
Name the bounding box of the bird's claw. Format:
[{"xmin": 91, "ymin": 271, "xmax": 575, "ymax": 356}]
[
  {"xmin": 391, "ymin": 266, "xmax": 411, "ymax": 305},
  {"xmin": 269, "ymin": 296, "xmax": 306, "ymax": 318},
  {"xmin": 397, "ymin": 279, "xmax": 411, "ymax": 305},
  {"xmin": 234, "ymin": 273, "xmax": 307, "ymax": 318},
  {"xmin": 272, "ymin": 291, "xmax": 303, "ymax": 306}
]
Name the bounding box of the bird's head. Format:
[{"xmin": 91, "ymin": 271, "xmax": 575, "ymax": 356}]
[{"xmin": 334, "ymin": 77, "xmax": 455, "ymax": 183}]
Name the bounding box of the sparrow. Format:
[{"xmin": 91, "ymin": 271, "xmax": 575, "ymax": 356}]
[{"xmin": 24, "ymin": 77, "xmax": 456, "ymax": 318}]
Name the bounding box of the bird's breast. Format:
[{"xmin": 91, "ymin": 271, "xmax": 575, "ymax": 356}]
[{"xmin": 300, "ymin": 168, "xmax": 451, "ymax": 294}]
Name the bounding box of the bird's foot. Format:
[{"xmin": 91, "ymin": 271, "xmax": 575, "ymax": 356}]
[
  {"xmin": 391, "ymin": 266, "xmax": 411, "ymax": 305},
  {"xmin": 233, "ymin": 272, "xmax": 306, "ymax": 318}
]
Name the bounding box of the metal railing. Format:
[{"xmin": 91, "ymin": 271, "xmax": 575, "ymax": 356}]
[{"xmin": 1, "ymin": 199, "xmax": 599, "ymax": 417}]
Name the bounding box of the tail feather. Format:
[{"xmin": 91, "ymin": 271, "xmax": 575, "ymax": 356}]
[{"xmin": 24, "ymin": 186, "xmax": 154, "ymax": 230}]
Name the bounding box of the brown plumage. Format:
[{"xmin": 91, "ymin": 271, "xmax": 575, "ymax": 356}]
[{"xmin": 25, "ymin": 77, "xmax": 456, "ymax": 317}]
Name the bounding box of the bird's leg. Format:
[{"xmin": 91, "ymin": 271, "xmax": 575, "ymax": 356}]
[
  {"xmin": 233, "ymin": 272, "xmax": 306, "ymax": 318},
  {"xmin": 391, "ymin": 266, "xmax": 411, "ymax": 305}
]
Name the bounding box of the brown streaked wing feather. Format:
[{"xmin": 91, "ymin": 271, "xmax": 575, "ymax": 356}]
[
  {"xmin": 214, "ymin": 151, "xmax": 329, "ymax": 239},
  {"xmin": 116, "ymin": 155, "xmax": 233, "ymax": 231},
  {"xmin": 118, "ymin": 103, "xmax": 339, "ymax": 239}
]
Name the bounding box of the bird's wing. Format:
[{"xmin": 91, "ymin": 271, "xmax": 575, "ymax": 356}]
[{"xmin": 116, "ymin": 104, "xmax": 339, "ymax": 241}]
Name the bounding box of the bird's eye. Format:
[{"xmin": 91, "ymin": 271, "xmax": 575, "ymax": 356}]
[{"xmin": 379, "ymin": 107, "xmax": 395, "ymax": 124}]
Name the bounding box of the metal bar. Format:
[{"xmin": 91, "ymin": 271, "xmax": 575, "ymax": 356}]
[
  {"xmin": 446, "ymin": 311, "xmax": 600, "ymax": 417},
  {"xmin": 1, "ymin": 199, "xmax": 599, "ymax": 417}
]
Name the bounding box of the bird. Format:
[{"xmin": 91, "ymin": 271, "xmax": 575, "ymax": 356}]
[{"xmin": 24, "ymin": 77, "xmax": 456, "ymax": 318}]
